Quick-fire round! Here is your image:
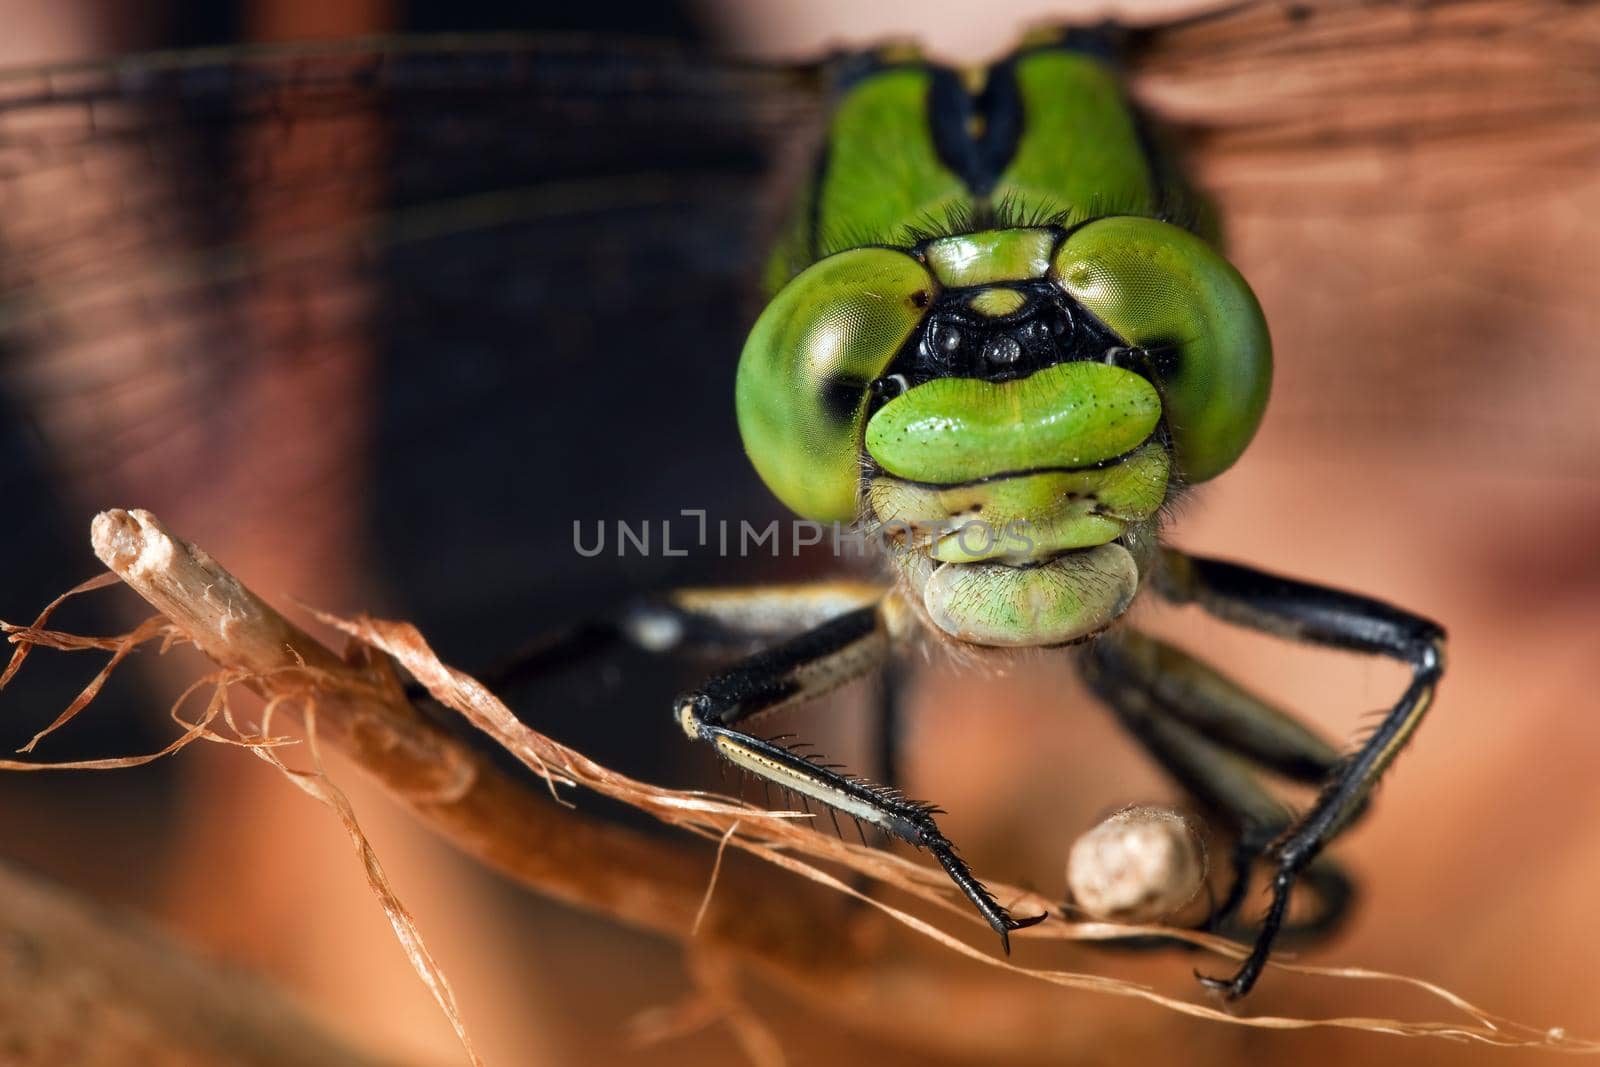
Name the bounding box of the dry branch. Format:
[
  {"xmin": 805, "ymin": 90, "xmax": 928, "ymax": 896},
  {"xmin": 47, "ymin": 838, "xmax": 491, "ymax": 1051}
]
[
  {"xmin": 86, "ymin": 509, "xmax": 866, "ymax": 971},
  {"xmin": 0, "ymin": 507, "xmax": 1583, "ymax": 1059}
]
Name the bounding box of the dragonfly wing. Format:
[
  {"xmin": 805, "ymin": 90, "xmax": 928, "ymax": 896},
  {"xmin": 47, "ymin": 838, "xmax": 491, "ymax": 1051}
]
[
  {"xmin": 0, "ymin": 38, "xmax": 826, "ymax": 631},
  {"xmin": 1126, "ymin": 0, "xmax": 1600, "ymax": 477}
]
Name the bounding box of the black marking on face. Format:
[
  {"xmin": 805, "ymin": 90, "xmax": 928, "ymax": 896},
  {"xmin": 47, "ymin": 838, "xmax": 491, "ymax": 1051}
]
[
  {"xmin": 821, "ymin": 375, "xmax": 868, "ymax": 423},
  {"xmin": 874, "ymin": 281, "xmax": 1130, "ymax": 394}
]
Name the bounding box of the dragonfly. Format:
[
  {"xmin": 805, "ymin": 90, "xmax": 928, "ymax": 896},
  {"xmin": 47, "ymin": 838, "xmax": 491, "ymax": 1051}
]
[{"xmin": 0, "ymin": 0, "xmax": 1595, "ymax": 1003}]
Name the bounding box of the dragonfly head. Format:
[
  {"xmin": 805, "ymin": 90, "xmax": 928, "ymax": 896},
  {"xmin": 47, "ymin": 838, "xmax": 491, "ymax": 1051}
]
[{"xmin": 736, "ymin": 220, "xmax": 1271, "ymax": 646}]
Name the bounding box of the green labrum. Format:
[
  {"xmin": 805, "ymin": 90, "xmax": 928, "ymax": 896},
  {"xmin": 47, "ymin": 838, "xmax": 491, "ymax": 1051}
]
[
  {"xmin": 864, "ymin": 361, "xmax": 1162, "ymax": 484},
  {"xmin": 931, "ymin": 510, "xmax": 1120, "ymax": 563},
  {"xmin": 866, "ymin": 443, "xmax": 1171, "ymax": 563},
  {"xmin": 922, "ymin": 542, "xmax": 1140, "ymax": 646}
]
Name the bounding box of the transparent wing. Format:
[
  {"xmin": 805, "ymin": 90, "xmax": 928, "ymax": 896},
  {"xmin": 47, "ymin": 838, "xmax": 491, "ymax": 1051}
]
[
  {"xmin": 0, "ymin": 37, "xmax": 826, "ymax": 637},
  {"xmin": 0, "ymin": 6, "xmax": 1594, "ymax": 640},
  {"xmin": 1128, "ymin": 0, "xmax": 1600, "ymax": 476}
]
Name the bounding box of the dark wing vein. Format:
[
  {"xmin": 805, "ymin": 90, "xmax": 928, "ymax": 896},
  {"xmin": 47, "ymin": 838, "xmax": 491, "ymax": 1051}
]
[
  {"xmin": 0, "ymin": 38, "xmax": 824, "ymax": 627},
  {"xmin": 1129, "ymin": 0, "xmax": 1600, "ymax": 475}
]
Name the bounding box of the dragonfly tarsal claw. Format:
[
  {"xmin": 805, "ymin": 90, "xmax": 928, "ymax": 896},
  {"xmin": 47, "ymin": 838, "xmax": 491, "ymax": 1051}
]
[
  {"xmin": 995, "ymin": 909, "xmax": 1050, "ymax": 954},
  {"xmin": 1194, "ymin": 967, "xmax": 1252, "ymax": 1002}
]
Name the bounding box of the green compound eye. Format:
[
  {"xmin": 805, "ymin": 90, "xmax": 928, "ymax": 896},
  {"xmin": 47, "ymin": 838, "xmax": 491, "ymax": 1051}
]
[
  {"xmin": 736, "ymin": 248, "xmax": 936, "ymax": 521},
  {"xmin": 1051, "ymin": 216, "xmax": 1272, "ymax": 483}
]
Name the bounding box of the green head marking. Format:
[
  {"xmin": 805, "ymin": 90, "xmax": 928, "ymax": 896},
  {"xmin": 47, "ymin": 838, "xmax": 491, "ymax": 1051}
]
[
  {"xmin": 967, "ymin": 288, "xmax": 1028, "ymax": 317},
  {"xmin": 992, "ymin": 50, "xmax": 1157, "ymax": 224},
  {"xmin": 1052, "ymin": 216, "xmax": 1271, "ymax": 482},
  {"xmin": 863, "ymin": 360, "xmax": 1162, "ymax": 484},
  {"xmin": 867, "ymin": 443, "xmax": 1170, "ymax": 564},
  {"xmin": 923, "ymin": 228, "xmax": 1056, "ymax": 287},
  {"xmin": 736, "ymin": 248, "xmax": 936, "ymax": 521}
]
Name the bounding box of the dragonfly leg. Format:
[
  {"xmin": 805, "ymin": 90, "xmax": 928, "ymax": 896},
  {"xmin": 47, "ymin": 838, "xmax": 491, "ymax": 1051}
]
[
  {"xmin": 473, "ymin": 581, "xmax": 890, "ymax": 693},
  {"xmin": 1154, "ymin": 548, "xmax": 1446, "ymax": 1000},
  {"xmin": 675, "ymin": 603, "xmax": 1046, "ymax": 952},
  {"xmin": 1078, "ymin": 628, "xmax": 1356, "ymax": 947}
]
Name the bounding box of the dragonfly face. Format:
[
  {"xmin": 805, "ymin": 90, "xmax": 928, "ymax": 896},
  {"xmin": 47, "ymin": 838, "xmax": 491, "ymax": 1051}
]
[{"xmin": 735, "ymin": 43, "xmax": 1271, "ymax": 646}]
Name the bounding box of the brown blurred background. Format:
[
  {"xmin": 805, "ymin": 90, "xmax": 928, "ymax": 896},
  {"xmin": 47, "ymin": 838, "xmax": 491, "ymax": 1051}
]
[{"xmin": 0, "ymin": 1, "xmax": 1596, "ymax": 1064}]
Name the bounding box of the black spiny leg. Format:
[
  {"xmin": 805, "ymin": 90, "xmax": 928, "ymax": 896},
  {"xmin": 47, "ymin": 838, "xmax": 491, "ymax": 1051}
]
[
  {"xmin": 1156, "ymin": 549, "xmax": 1446, "ymax": 1000},
  {"xmin": 675, "ymin": 605, "xmax": 1045, "ymax": 951},
  {"xmin": 404, "ymin": 580, "xmax": 888, "ymax": 770},
  {"xmin": 478, "ymin": 582, "xmax": 890, "ymax": 692},
  {"xmin": 1080, "ymin": 629, "xmax": 1356, "ymax": 946}
]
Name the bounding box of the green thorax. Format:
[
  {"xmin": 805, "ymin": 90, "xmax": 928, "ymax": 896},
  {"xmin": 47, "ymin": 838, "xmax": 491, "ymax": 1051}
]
[{"xmin": 765, "ymin": 41, "xmax": 1190, "ymax": 292}]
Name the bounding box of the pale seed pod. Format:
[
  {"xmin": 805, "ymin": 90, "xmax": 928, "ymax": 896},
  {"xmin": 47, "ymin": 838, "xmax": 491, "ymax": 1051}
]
[{"xmin": 1066, "ymin": 805, "xmax": 1207, "ymax": 923}]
